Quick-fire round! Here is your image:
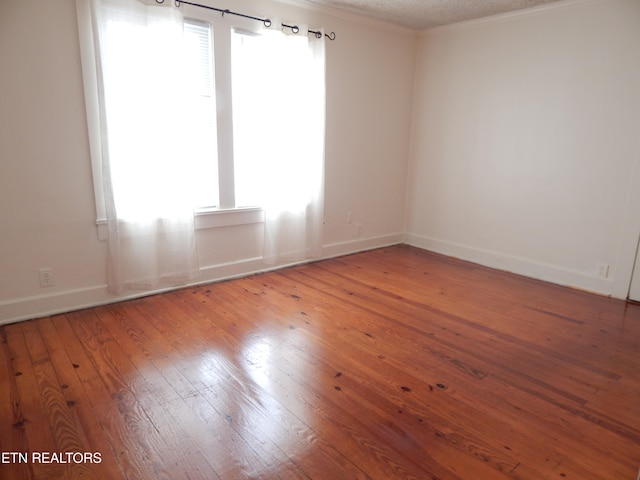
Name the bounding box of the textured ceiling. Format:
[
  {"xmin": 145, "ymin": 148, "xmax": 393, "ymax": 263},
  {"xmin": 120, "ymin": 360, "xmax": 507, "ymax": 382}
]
[{"xmin": 302, "ymin": 0, "xmax": 566, "ymax": 30}]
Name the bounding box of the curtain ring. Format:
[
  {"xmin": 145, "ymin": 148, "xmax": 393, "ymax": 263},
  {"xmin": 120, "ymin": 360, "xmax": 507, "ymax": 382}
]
[
  {"xmin": 222, "ymin": 9, "xmax": 230, "ymax": 17},
  {"xmin": 291, "ymin": 25, "xmax": 300, "ymax": 34},
  {"xmin": 263, "ymin": 18, "xmax": 272, "ymax": 28},
  {"xmin": 175, "ymin": 0, "xmax": 181, "ymax": 6},
  {"xmin": 155, "ymin": 0, "xmax": 165, "ymax": 3}
]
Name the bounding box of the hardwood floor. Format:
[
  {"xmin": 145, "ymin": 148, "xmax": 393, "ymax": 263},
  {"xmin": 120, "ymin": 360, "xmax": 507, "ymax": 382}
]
[{"xmin": 1, "ymin": 245, "xmax": 639, "ymax": 479}]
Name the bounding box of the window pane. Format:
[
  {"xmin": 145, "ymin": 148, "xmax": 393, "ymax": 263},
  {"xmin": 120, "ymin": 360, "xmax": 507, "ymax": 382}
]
[
  {"xmin": 184, "ymin": 20, "xmax": 219, "ymax": 208},
  {"xmin": 231, "ymin": 30, "xmax": 267, "ymax": 208}
]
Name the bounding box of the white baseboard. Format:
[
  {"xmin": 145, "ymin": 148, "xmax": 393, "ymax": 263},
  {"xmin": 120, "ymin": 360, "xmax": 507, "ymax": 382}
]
[
  {"xmin": 0, "ymin": 285, "xmax": 111, "ymax": 326},
  {"xmin": 404, "ymin": 233, "xmax": 616, "ymax": 298},
  {"xmin": 322, "ymin": 232, "xmax": 404, "ymax": 259},
  {"xmin": 0, "ymin": 233, "xmax": 403, "ymax": 325}
]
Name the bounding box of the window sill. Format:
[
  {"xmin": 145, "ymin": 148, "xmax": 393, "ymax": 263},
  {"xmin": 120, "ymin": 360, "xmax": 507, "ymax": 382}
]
[
  {"xmin": 95, "ymin": 207, "xmax": 264, "ymax": 240},
  {"xmin": 194, "ymin": 206, "xmax": 264, "ymax": 229}
]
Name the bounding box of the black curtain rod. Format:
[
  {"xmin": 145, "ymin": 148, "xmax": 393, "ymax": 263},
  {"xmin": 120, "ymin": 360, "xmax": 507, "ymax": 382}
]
[{"xmin": 157, "ymin": 0, "xmax": 336, "ymax": 41}]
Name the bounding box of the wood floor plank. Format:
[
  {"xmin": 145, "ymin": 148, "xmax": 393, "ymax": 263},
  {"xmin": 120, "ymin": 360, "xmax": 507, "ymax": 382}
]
[
  {"xmin": 2, "ymin": 245, "xmax": 640, "ymax": 479},
  {"xmin": 35, "ymin": 316, "xmax": 127, "ymax": 480},
  {"xmin": 127, "ymin": 293, "xmax": 320, "ymax": 479},
  {"xmin": 132, "ymin": 303, "xmax": 313, "ymax": 480},
  {"xmin": 50, "ymin": 312, "xmax": 164, "ymax": 480},
  {"xmin": 293, "ymin": 257, "xmax": 628, "ymax": 404},
  {"xmin": 4, "ymin": 322, "xmax": 65, "ymax": 480},
  {"xmin": 21, "ymin": 318, "xmax": 107, "ymax": 480},
  {"xmin": 80, "ymin": 306, "xmax": 221, "ymax": 480},
  {"xmin": 187, "ymin": 281, "xmax": 510, "ymax": 479},
  {"xmin": 241, "ymin": 284, "xmax": 527, "ymax": 478},
  {"xmin": 64, "ymin": 310, "xmax": 180, "ymax": 480},
  {"xmin": 275, "ymin": 265, "xmax": 602, "ymax": 404},
  {"xmin": 0, "ymin": 327, "xmax": 33, "ymax": 480},
  {"xmin": 164, "ymin": 288, "xmax": 378, "ymax": 479},
  {"xmin": 215, "ymin": 264, "xmax": 640, "ymax": 478},
  {"xmin": 97, "ymin": 302, "xmax": 274, "ymax": 479}
]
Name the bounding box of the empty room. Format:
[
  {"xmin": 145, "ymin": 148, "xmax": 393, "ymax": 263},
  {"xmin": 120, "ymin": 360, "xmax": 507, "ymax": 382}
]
[{"xmin": 1, "ymin": 0, "xmax": 640, "ymax": 478}]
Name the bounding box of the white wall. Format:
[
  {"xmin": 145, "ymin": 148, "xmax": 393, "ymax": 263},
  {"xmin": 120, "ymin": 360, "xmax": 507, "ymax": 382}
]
[
  {"xmin": 0, "ymin": 0, "xmax": 416, "ymax": 323},
  {"xmin": 405, "ymin": 0, "xmax": 640, "ymax": 297}
]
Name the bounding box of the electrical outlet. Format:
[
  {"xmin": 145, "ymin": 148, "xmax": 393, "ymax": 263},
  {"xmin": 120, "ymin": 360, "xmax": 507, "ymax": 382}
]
[
  {"xmin": 596, "ymin": 263, "xmax": 609, "ymax": 279},
  {"xmin": 39, "ymin": 268, "xmax": 55, "ymax": 287},
  {"xmin": 346, "ymin": 212, "xmax": 353, "ymax": 224},
  {"xmin": 355, "ymin": 223, "xmax": 363, "ymax": 236}
]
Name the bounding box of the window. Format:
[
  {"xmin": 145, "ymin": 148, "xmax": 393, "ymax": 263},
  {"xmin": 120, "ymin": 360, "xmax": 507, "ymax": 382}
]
[
  {"xmin": 180, "ymin": 11, "xmax": 327, "ymax": 263},
  {"xmin": 231, "ymin": 30, "xmax": 265, "ymax": 208},
  {"xmin": 78, "ymin": 1, "xmax": 325, "ymax": 245},
  {"xmin": 182, "ymin": 17, "xmax": 268, "ymax": 211},
  {"xmin": 185, "ymin": 12, "xmax": 324, "ymax": 219},
  {"xmin": 183, "ymin": 20, "xmax": 219, "ymax": 209}
]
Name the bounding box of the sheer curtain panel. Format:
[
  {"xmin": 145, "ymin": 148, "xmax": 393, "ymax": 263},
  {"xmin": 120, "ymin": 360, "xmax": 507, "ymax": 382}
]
[
  {"xmin": 232, "ymin": 27, "xmax": 326, "ymax": 265},
  {"xmin": 77, "ymin": 0, "xmax": 199, "ymax": 294}
]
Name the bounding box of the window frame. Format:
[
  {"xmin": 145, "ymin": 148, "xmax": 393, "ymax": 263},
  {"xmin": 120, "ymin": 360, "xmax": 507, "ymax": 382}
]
[{"xmin": 184, "ymin": 8, "xmax": 268, "ymax": 212}]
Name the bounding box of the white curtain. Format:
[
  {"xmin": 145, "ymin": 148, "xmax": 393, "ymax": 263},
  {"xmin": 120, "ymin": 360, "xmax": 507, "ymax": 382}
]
[
  {"xmin": 232, "ymin": 26, "xmax": 326, "ymax": 265},
  {"xmin": 77, "ymin": 0, "xmax": 199, "ymax": 294}
]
